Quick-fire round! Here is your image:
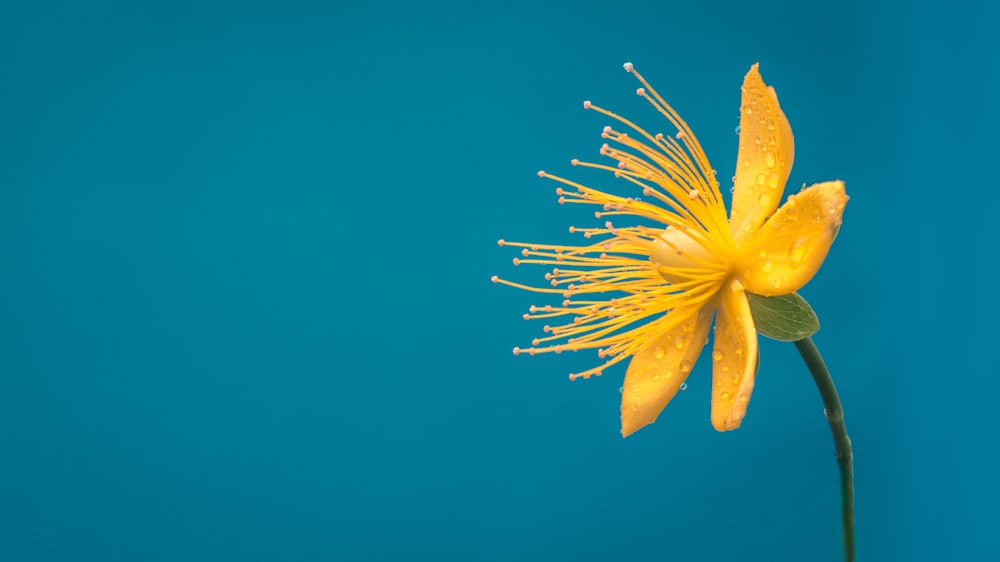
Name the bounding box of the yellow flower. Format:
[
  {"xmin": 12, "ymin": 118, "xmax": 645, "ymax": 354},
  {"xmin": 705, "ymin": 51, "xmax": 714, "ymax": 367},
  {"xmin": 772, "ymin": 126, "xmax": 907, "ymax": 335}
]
[{"xmin": 494, "ymin": 62, "xmax": 848, "ymax": 437}]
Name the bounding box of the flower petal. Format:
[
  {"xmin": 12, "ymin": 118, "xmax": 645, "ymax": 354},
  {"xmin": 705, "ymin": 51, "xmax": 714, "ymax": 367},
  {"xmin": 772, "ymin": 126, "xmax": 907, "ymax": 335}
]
[
  {"xmin": 711, "ymin": 281, "xmax": 759, "ymax": 431},
  {"xmin": 620, "ymin": 305, "xmax": 714, "ymax": 437},
  {"xmin": 737, "ymin": 181, "xmax": 848, "ymax": 296},
  {"xmin": 730, "ymin": 64, "xmax": 795, "ymax": 245}
]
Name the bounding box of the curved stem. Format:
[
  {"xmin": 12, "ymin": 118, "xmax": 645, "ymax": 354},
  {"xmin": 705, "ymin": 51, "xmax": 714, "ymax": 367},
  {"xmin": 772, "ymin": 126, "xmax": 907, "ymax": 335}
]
[{"xmin": 793, "ymin": 337, "xmax": 855, "ymax": 562}]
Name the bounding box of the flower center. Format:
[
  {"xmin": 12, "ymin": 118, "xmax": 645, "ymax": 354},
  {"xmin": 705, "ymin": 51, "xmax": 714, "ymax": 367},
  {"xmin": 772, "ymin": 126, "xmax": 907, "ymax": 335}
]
[{"xmin": 651, "ymin": 227, "xmax": 720, "ymax": 284}]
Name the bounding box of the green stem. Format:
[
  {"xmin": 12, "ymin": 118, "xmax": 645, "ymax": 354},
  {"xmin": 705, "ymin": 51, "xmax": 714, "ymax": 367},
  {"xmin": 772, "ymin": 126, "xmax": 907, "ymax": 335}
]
[{"xmin": 793, "ymin": 337, "xmax": 855, "ymax": 562}]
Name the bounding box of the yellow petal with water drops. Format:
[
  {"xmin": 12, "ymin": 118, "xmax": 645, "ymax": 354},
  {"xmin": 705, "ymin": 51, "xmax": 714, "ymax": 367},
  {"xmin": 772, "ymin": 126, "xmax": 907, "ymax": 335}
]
[
  {"xmin": 729, "ymin": 64, "xmax": 795, "ymax": 246},
  {"xmin": 737, "ymin": 180, "xmax": 848, "ymax": 297},
  {"xmin": 711, "ymin": 280, "xmax": 759, "ymax": 431},
  {"xmin": 621, "ymin": 305, "xmax": 714, "ymax": 437}
]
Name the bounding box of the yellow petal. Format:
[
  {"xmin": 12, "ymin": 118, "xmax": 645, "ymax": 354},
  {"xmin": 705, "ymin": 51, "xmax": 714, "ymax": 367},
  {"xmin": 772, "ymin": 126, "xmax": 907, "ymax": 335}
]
[
  {"xmin": 620, "ymin": 305, "xmax": 713, "ymax": 437},
  {"xmin": 730, "ymin": 64, "xmax": 795, "ymax": 245},
  {"xmin": 736, "ymin": 181, "xmax": 848, "ymax": 296},
  {"xmin": 711, "ymin": 281, "xmax": 759, "ymax": 431}
]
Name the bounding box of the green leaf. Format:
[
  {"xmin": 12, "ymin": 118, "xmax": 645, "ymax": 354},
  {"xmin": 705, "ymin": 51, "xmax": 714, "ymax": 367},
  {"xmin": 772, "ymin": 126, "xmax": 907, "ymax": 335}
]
[{"xmin": 746, "ymin": 292, "xmax": 820, "ymax": 342}]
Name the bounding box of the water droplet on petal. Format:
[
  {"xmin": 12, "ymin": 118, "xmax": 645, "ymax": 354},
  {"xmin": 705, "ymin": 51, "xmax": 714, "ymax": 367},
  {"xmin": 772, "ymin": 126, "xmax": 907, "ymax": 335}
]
[
  {"xmin": 654, "ymin": 345, "xmax": 665, "ymax": 359},
  {"xmin": 766, "ymin": 172, "xmax": 780, "ymax": 189},
  {"xmin": 619, "ymin": 386, "xmax": 624, "ymax": 393},
  {"xmin": 665, "ymin": 369, "xmax": 674, "ymax": 379},
  {"xmin": 680, "ymin": 382, "xmax": 689, "ymax": 391},
  {"xmin": 631, "ymin": 402, "xmax": 639, "ymax": 411},
  {"xmin": 734, "ymin": 125, "xmax": 741, "ymax": 135},
  {"xmin": 758, "ymin": 249, "xmax": 768, "ymax": 259},
  {"xmin": 758, "ymin": 192, "xmax": 771, "ymax": 207},
  {"xmin": 788, "ymin": 239, "xmax": 806, "ymax": 267},
  {"xmin": 762, "ymin": 261, "xmax": 774, "ymax": 273},
  {"xmin": 755, "ymin": 173, "xmax": 765, "ymax": 186},
  {"xmin": 766, "ymin": 118, "xmax": 775, "ymax": 131},
  {"xmin": 673, "ymin": 336, "xmax": 686, "ymax": 350},
  {"xmin": 764, "ymin": 152, "xmax": 776, "ymax": 168},
  {"xmin": 680, "ymin": 359, "xmax": 693, "ymax": 373},
  {"xmin": 721, "ymin": 391, "xmax": 730, "ymax": 399},
  {"xmin": 712, "ymin": 350, "xmax": 724, "ymax": 362},
  {"xmin": 739, "ymin": 393, "xmax": 750, "ymax": 403}
]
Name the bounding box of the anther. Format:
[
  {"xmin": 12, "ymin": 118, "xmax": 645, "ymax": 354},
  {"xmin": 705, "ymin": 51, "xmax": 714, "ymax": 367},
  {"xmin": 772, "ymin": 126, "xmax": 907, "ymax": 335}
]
[
  {"xmin": 490, "ymin": 275, "xmax": 499, "ymax": 283},
  {"xmin": 522, "ymin": 313, "xmax": 530, "ymax": 320},
  {"xmin": 512, "ymin": 258, "xmax": 520, "ymax": 265},
  {"xmin": 688, "ymin": 189, "xmax": 700, "ymax": 200},
  {"xmin": 636, "ymin": 87, "xmax": 645, "ymax": 96},
  {"xmin": 623, "ymin": 62, "xmax": 634, "ymax": 72},
  {"xmin": 512, "ymin": 347, "xmax": 521, "ymax": 356},
  {"xmin": 570, "ymin": 158, "xmax": 580, "ymax": 166},
  {"xmin": 583, "ymin": 100, "xmax": 592, "ymax": 109}
]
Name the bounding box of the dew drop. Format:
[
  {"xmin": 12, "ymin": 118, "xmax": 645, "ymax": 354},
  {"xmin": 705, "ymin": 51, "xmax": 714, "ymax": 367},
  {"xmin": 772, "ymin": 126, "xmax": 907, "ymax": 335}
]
[
  {"xmin": 766, "ymin": 172, "xmax": 780, "ymax": 189},
  {"xmin": 758, "ymin": 249, "xmax": 768, "ymax": 259},
  {"xmin": 673, "ymin": 336, "xmax": 687, "ymax": 350},
  {"xmin": 721, "ymin": 391, "xmax": 730, "ymax": 399},
  {"xmin": 742, "ymin": 159, "xmax": 750, "ymax": 168},
  {"xmin": 679, "ymin": 382, "xmax": 688, "ymax": 391},
  {"xmin": 758, "ymin": 192, "xmax": 771, "ymax": 207},
  {"xmin": 764, "ymin": 151, "xmax": 776, "ymax": 169},
  {"xmin": 739, "ymin": 393, "xmax": 749, "ymax": 403},
  {"xmin": 680, "ymin": 359, "xmax": 693, "ymax": 373},
  {"xmin": 665, "ymin": 369, "xmax": 674, "ymax": 379},
  {"xmin": 653, "ymin": 345, "xmax": 665, "ymax": 360},
  {"xmin": 734, "ymin": 125, "xmax": 741, "ymax": 135},
  {"xmin": 619, "ymin": 385, "xmax": 624, "ymax": 393},
  {"xmin": 755, "ymin": 173, "xmax": 765, "ymax": 186},
  {"xmin": 788, "ymin": 238, "xmax": 806, "ymax": 267},
  {"xmin": 712, "ymin": 350, "xmax": 724, "ymax": 362},
  {"xmin": 653, "ymin": 373, "xmax": 660, "ymax": 381},
  {"xmin": 631, "ymin": 402, "xmax": 639, "ymax": 411},
  {"xmin": 762, "ymin": 261, "xmax": 774, "ymax": 273},
  {"xmin": 766, "ymin": 118, "xmax": 775, "ymax": 131}
]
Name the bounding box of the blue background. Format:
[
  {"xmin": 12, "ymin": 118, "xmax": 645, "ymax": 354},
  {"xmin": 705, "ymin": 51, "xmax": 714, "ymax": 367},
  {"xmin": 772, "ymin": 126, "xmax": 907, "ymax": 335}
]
[{"xmin": 1, "ymin": 1, "xmax": 996, "ymax": 560}]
